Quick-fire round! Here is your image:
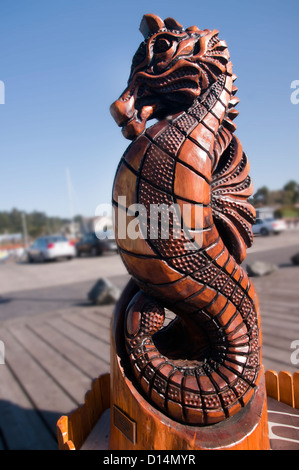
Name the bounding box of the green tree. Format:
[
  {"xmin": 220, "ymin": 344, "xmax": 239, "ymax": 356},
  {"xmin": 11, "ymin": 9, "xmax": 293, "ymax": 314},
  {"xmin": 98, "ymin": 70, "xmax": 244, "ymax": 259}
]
[
  {"xmin": 283, "ymin": 180, "xmax": 299, "ymax": 205},
  {"xmin": 0, "ymin": 209, "xmax": 72, "ymax": 239},
  {"xmin": 253, "ymin": 186, "xmax": 270, "ymax": 206},
  {"xmin": 283, "ymin": 180, "xmax": 298, "ymax": 192}
]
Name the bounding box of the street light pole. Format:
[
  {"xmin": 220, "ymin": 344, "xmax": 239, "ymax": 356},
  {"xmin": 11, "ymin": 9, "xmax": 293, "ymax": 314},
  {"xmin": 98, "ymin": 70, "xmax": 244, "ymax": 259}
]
[
  {"xmin": 66, "ymin": 167, "xmax": 76, "ymax": 239},
  {"xmin": 21, "ymin": 212, "xmax": 28, "ymax": 249}
]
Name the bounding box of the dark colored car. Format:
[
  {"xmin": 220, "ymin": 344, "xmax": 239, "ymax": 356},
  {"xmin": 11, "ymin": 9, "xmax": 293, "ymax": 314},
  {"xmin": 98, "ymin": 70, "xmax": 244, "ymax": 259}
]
[{"xmin": 75, "ymin": 231, "xmax": 117, "ymax": 257}]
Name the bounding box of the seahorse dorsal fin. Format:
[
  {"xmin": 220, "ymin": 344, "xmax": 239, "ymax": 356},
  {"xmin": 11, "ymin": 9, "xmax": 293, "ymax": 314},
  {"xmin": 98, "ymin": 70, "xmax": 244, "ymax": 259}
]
[
  {"xmin": 228, "ymin": 96, "xmax": 240, "ymax": 108},
  {"xmin": 140, "ymin": 14, "xmax": 165, "ymax": 37},
  {"xmin": 164, "ymin": 17, "xmax": 184, "ymax": 31},
  {"xmin": 211, "ymin": 136, "xmax": 255, "ymax": 262}
]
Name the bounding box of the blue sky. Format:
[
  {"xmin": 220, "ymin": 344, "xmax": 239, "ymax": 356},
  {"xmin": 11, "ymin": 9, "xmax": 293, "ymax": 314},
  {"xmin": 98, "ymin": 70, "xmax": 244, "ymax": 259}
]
[{"xmin": 0, "ymin": 0, "xmax": 298, "ymax": 218}]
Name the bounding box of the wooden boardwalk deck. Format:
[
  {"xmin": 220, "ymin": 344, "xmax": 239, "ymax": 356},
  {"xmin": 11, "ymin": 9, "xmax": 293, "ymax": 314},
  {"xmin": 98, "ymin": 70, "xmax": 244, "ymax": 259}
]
[
  {"xmin": 0, "ymin": 265, "xmax": 298, "ymax": 450},
  {"xmin": 253, "ymin": 264, "xmax": 299, "ymax": 375},
  {"xmin": 0, "ymin": 305, "xmax": 112, "ymax": 449}
]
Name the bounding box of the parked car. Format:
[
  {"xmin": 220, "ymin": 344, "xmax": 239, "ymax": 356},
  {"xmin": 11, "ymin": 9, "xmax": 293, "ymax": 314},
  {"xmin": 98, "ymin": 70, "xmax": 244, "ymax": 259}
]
[
  {"xmin": 75, "ymin": 231, "xmax": 117, "ymax": 257},
  {"xmin": 27, "ymin": 235, "xmax": 76, "ymax": 262},
  {"xmin": 252, "ymin": 218, "xmax": 287, "ymax": 236}
]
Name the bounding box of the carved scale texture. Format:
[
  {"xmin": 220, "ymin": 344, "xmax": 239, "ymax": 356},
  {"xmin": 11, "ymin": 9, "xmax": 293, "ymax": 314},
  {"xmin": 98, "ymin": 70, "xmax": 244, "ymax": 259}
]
[{"xmin": 111, "ymin": 18, "xmax": 261, "ymax": 426}]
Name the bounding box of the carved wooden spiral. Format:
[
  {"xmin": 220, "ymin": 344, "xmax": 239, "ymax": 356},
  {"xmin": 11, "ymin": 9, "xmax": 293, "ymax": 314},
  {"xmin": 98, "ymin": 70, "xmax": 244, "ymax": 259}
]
[{"xmin": 110, "ymin": 14, "xmax": 262, "ymax": 425}]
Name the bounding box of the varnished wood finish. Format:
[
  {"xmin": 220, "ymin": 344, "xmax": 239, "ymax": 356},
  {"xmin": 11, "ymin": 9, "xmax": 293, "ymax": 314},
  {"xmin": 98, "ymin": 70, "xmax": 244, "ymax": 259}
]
[
  {"xmin": 110, "ymin": 13, "xmax": 267, "ymax": 433},
  {"xmin": 57, "ymin": 373, "xmax": 110, "ymax": 450},
  {"xmin": 109, "ymin": 283, "xmax": 270, "ymax": 450},
  {"xmin": 56, "ymin": 368, "xmax": 299, "ymax": 450},
  {"xmin": 265, "ymin": 370, "xmax": 299, "ymax": 409}
]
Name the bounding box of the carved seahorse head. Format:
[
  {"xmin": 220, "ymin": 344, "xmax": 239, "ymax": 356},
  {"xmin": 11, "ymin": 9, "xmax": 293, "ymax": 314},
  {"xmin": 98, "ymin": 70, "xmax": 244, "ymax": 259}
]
[{"xmin": 110, "ymin": 13, "xmax": 230, "ymax": 140}]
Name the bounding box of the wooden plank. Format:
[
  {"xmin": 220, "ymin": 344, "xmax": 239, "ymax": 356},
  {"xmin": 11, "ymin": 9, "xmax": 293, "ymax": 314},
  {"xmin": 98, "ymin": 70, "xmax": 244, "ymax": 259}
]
[
  {"xmin": 99, "ymin": 373, "xmax": 110, "ymax": 411},
  {"xmin": 83, "ymin": 375, "xmax": 110, "ymax": 432},
  {"xmin": 279, "ymin": 371, "xmax": 294, "ymax": 407},
  {"xmin": 263, "ymin": 289, "xmax": 299, "ymax": 297},
  {"xmin": 261, "ymin": 306, "xmax": 298, "ymax": 329},
  {"xmin": 0, "ymin": 328, "xmax": 76, "ymax": 435},
  {"xmin": 56, "ymin": 416, "xmax": 67, "ymax": 449},
  {"xmin": 66, "ymin": 312, "xmax": 111, "ymax": 345},
  {"xmin": 68, "ymin": 406, "xmax": 86, "ymax": 449},
  {"xmin": 0, "ymin": 358, "xmax": 57, "ymax": 449},
  {"xmin": 262, "ymin": 325, "xmax": 299, "ymax": 341},
  {"xmin": 258, "ymin": 292, "xmax": 298, "ymax": 300},
  {"xmin": 57, "ymin": 374, "xmax": 110, "ymax": 450},
  {"xmin": 259, "ymin": 291, "xmax": 299, "ymax": 300},
  {"xmin": 46, "ymin": 316, "xmax": 110, "ymax": 364},
  {"xmin": 261, "ymin": 316, "xmax": 299, "ymax": 332},
  {"xmin": 82, "ymin": 305, "xmax": 115, "ymax": 320},
  {"xmin": 262, "ymin": 345, "xmax": 298, "ymax": 374},
  {"xmin": 8, "ymin": 325, "xmax": 92, "ymax": 405},
  {"xmin": 267, "ymin": 397, "xmax": 299, "ymax": 450},
  {"xmin": 262, "ymin": 334, "xmax": 296, "ymax": 350},
  {"xmin": 80, "ymin": 408, "xmax": 110, "ymax": 450},
  {"xmin": 56, "ymin": 416, "xmax": 75, "ymax": 450},
  {"xmin": 263, "ymin": 360, "xmax": 297, "ymax": 377},
  {"xmin": 261, "ymin": 305, "xmax": 298, "ymax": 315},
  {"xmin": 260, "ymin": 309, "xmax": 298, "ymax": 322},
  {"xmin": 293, "ymin": 372, "xmax": 299, "ymax": 409},
  {"xmin": 81, "ymin": 309, "xmax": 112, "ymax": 329},
  {"xmin": 28, "ymin": 321, "xmax": 109, "ymax": 379},
  {"xmin": 265, "ymin": 370, "xmax": 279, "ymax": 401}
]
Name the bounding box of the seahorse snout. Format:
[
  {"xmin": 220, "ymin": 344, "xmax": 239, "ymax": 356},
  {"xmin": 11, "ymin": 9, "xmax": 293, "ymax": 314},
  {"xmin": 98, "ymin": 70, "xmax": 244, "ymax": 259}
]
[
  {"xmin": 110, "ymin": 92, "xmax": 156, "ymax": 140},
  {"xmin": 110, "ymin": 94, "xmax": 135, "ymax": 128}
]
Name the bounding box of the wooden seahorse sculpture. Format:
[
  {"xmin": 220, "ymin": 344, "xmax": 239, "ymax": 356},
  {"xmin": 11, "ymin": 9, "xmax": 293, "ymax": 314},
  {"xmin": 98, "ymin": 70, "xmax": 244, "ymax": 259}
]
[{"xmin": 110, "ymin": 14, "xmax": 262, "ymax": 426}]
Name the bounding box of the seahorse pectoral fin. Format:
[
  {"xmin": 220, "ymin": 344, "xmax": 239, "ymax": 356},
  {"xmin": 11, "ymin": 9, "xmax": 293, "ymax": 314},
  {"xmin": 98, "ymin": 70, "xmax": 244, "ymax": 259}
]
[
  {"xmin": 211, "ymin": 136, "xmax": 255, "ymax": 262},
  {"xmin": 213, "ymin": 209, "xmax": 248, "ymax": 264}
]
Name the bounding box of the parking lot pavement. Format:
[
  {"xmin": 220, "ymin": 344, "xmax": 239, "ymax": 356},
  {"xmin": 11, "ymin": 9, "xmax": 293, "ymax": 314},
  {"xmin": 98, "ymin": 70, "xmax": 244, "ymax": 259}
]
[
  {"xmin": 1, "ymin": 229, "xmax": 298, "ymax": 296},
  {"xmin": 0, "ymin": 252, "xmax": 128, "ymax": 295},
  {"xmin": 247, "ymin": 228, "xmax": 299, "ymax": 255}
]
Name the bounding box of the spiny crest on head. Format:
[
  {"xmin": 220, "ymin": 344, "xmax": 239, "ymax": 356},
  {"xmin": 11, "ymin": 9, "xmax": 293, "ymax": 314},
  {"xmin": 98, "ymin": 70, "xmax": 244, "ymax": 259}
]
[
  {"xmin": 139, "ymin": 13, "xmax": 212, "ymax": 38},
  {"xmin": 139, "ymin": 14, "xmax": 222, "ymax": 53},
  {"xmin": 139, "ymin": 14, "xmax": 185, "ymax": 37}
]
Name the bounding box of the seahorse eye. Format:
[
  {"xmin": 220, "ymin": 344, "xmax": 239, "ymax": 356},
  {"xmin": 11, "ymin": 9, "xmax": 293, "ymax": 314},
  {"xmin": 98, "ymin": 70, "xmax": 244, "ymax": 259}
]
[{"xmin": 154, "ymin": 37, "xmax": 172, "ymax": 54}]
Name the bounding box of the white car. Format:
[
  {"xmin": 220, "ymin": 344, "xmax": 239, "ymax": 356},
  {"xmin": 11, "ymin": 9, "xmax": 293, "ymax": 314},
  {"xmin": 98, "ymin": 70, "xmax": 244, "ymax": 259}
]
[
  {"xmin": 27, "ymin": 235, "xmax": 76, "ymax": 262},
  {"xmin": 252, "ymin": 218, "xmax": 287, "ymax": 236}
]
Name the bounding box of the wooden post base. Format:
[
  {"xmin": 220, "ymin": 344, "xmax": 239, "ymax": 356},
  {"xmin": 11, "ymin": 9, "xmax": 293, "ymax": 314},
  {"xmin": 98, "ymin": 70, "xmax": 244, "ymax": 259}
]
[{"xmin": 109, "ymin": 281, "xmax": 271, "ymax": 451}]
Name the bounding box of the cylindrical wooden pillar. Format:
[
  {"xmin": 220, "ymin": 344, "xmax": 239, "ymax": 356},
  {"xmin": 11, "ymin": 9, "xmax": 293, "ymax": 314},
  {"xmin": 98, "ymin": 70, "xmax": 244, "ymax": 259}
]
[{"xmin": 109, "ymin": 280, "xmax": 270, "ymax": 450}]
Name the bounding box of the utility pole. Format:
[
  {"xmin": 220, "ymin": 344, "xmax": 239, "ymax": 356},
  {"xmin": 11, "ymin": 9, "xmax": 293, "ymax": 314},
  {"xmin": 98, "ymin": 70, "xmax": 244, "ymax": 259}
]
[
  {"xmin": 66, "ymin": 167, "xmax": 75, "ymax": 239},
  {"xmin": 21, "ymin": 212, "xmax": 28, "ymax": 249}
]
